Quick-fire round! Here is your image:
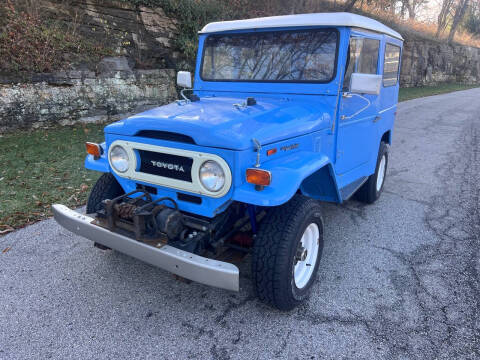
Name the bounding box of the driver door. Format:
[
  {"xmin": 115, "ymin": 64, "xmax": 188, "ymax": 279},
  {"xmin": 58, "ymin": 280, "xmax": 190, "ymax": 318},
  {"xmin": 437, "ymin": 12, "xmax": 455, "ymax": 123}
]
[{"xmin": 336, "ymin": 35, "xmax": 381, "ymax": 175}]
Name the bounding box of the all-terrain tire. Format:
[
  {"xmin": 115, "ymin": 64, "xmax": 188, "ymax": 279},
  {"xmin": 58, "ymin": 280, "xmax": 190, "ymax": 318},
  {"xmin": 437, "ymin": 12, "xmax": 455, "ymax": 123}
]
[
  {"xmin": 86, "ymin": 173, "xmax": 124, "ymax": 250},
  {"xmin": 356, "ymin": 142, "xmax": 389, "ymax": 204},
  {"xmin": 252, "ymin": 195, "xmax": 324, "ymax": 311},
  {"xmin": 86, "ymin": 173, "xmax": 124, "ymax": 214}
]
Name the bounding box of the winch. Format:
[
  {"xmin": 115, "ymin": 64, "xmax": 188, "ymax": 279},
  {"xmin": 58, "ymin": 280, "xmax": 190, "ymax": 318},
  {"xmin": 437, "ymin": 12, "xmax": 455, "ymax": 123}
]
[{"xmin": 94, "ymin": 189, "xmax": 185, "ymax": 245}]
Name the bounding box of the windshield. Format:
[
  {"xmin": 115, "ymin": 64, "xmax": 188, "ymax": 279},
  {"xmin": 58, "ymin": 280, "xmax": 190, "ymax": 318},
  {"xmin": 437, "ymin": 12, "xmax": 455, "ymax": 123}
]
[{"xmin": 201, "ymin": 29, "xmax": 338, "ymax": 83}]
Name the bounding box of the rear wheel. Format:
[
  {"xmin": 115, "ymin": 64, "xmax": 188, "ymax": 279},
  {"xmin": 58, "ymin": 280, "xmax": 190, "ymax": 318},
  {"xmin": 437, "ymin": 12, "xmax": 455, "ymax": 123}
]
[
  {"xmin": 252, "ymin": 195, "xmax": 324, "ymax": 311},
  {"xmin": 356, "ymin": 142, "xmax": 388, "ymax": 204}
]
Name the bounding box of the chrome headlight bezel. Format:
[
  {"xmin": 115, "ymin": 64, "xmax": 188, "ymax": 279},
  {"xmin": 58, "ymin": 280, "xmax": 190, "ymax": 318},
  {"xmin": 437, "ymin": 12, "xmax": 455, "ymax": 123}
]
[
  {"xmin": 109, "ymin": 145, "xmax": 129, "ymax": 173},
  {"xmin": 199, "ymin": 160, "xmax": 226, "ymax": 193}
]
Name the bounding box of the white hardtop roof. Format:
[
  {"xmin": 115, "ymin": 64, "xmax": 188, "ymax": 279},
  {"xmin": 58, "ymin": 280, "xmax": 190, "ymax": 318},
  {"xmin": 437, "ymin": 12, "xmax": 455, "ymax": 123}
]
[{"xmin": 200, "ymin": 12, "xmax": 403, "ymax": 40}]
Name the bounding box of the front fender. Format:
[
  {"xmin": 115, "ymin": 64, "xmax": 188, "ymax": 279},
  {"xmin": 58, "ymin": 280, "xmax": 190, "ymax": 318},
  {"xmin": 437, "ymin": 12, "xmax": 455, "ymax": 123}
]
[
  {"xmin": 84, "ymin": 142, "xmax": 109, "ymax": 172},
  {"xmin": 232, "ymin": 151, "xmax": 340, "ymax": 206}
]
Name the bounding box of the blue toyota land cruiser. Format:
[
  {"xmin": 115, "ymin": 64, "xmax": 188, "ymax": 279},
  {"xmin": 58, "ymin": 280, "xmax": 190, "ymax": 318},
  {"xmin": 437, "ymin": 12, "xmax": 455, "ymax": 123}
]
[{"xmin": 53, "ymin": 12, "xmax": 403, "ymax": 310}]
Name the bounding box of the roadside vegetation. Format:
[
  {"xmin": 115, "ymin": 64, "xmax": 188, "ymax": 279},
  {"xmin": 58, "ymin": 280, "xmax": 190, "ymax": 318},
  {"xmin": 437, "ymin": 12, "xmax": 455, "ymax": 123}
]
[
  {"xmin": 0, "ymin": 83, "xmax": 477, "ymax": 234},
  {"xmin": 398, "ymin": 83, "xmax": 479, "ymax": 101},
  {"xmin": 0, "ymin": 1, "xmax": 113, "ymax": 74},
  {"xmin": 0, "ymin": 124, "xmax": 105, "ymax": 234}
]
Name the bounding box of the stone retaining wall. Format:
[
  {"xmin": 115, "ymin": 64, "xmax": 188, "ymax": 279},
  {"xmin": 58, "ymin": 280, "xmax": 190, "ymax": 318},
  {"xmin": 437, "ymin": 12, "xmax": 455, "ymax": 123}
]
[
  {"xmin": 0, "ymin": 58, "xmax": 176, "ymax": 133},
  {"xmin": 401, "ymin": 39, "xmax": 480, "ymax": 87}
]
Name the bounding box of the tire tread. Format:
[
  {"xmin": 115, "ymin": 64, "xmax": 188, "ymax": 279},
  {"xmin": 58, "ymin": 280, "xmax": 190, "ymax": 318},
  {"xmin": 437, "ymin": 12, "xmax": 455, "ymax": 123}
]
[
  {"xmin": 86, "ymin": 173, "xmax": 123, "ymax": 214},
  {"xmin": 252, "ymin": 195, "xmax": 323, "ymax": 310}
]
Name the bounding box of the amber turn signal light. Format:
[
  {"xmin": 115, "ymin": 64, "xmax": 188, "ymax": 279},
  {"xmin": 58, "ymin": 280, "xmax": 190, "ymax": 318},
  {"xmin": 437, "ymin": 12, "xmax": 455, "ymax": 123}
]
[
  {"xmin": 246, "ymin": 168, "xmax": 271, "ymax": 186},
  {"xmin": 85, "ymin": 142, "xmax": 103, "ymax": 158}
]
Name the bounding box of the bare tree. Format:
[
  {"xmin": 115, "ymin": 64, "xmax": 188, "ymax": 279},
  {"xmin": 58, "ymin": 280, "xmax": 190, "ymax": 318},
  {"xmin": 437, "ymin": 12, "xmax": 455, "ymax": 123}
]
[
  {"xmin": 448, "ymin": 0, "xmax": 470, "ymax": 42},
  {"xmin": 400, "ymin": 0, "xmax": 407, "ymax": 17},
  {"xmin": 401, "ymin": 0, "xmax": 429, "ymax": 19},
  {"xmin": 437, "ymin": 0, "xmax": 456, "ymax": 36}
]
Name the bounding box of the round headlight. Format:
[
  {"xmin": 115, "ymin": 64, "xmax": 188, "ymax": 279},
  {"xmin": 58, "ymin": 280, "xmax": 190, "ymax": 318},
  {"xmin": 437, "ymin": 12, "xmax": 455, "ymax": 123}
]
[
  {"xmin": 110, "ymin": 145, "xmax": 129, "ymax": 173},
  {"xmin": 199, "ymin": 160, "xmax": 225, "ymax": 192}
]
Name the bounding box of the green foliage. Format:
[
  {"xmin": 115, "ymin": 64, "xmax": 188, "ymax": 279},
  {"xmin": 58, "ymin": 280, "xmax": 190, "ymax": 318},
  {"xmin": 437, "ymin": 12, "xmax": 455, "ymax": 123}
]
[{"xmin": 0, "ymin": 1, "xmax": 113, "ymax": 74}]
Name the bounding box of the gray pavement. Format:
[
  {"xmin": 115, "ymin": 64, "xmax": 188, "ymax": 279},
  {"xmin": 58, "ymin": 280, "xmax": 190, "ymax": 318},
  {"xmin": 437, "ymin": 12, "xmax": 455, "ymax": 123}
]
[{"xmin": 1, "ymin": 89, "xmax": 479, "ymax": 359}]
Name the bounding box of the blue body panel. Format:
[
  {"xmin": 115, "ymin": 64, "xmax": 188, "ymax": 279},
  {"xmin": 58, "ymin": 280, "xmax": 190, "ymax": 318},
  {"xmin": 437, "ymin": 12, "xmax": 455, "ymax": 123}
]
[
  {"xmin": 334, "ymin": 31, "xmax": 402, "ymax": 191},
  {"xmin": 85, "ymin": 142, "xmax": 109, "ymax": 172},
  {"xmin": 86, "ymin": 25, "xmax": 402, "ymax": 218},
  {"xmin": 105, "ymin": 95, "xmax": 336, "ymax": 150}
]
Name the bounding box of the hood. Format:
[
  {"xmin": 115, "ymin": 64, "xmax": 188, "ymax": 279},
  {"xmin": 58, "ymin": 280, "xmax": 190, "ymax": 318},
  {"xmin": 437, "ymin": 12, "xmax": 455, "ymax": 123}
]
[{"xmin": 105, "ymin": 95, "xmax": 335, "ymax": 150}]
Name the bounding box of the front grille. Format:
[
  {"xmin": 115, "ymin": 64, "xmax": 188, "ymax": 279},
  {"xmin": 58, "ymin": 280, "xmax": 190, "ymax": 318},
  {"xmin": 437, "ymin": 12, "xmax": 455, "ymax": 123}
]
[
  {"xmin": 135, "ymin": 130, "xmax": 195, "ymax": 144},
  {"xmin": 138, "ymin": 150, "xmax": 193, "ymax": 182}
]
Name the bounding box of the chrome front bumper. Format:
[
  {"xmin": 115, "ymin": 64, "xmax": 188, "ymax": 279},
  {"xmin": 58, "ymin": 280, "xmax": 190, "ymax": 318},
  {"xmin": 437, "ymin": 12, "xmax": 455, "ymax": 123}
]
[{"xmin": 52, "ymin": 204, "xmax": 239, "ymax": 291}]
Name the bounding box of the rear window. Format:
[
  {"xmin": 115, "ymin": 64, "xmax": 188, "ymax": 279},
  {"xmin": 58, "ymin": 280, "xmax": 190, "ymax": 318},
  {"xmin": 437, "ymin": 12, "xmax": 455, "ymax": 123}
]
[
  {"xmin": 201, "ymin": 29, "xmax": 338, "ymax": 82},
  {"xmin": 383, "ymin": 44, "xmax": 401, "ymax": 87}
]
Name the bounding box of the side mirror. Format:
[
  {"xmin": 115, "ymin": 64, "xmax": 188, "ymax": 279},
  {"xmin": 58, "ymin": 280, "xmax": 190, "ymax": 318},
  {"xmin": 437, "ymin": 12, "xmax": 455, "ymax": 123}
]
[
  {"xmin": 177, "ymin": 71, "xmax": 192, "ymax": 88},
  {"xmin": 350, "ymin": 73, "xmax": 382, "ymax": 95}
]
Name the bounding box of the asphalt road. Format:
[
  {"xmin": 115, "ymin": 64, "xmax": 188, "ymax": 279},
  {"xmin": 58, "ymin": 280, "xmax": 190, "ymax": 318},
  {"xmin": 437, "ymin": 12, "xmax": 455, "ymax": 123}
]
[{"xmin": 1, "ymin": 89, "xmax": 479, "ymax": 360}]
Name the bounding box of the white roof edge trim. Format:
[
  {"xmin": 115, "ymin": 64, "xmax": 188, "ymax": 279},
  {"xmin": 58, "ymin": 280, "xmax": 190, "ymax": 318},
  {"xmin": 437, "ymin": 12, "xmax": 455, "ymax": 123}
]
[{"xmin": 200, "ymin": 12, "xmax": 403, "ymax": 41}]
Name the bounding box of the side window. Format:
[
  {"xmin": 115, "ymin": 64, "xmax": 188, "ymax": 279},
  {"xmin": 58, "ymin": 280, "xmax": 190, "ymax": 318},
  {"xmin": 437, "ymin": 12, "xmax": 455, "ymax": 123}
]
[
  {"xmin": 343, "ymin": 38, "xmax": 380, "ymax": 90},
  {"xmin": 383, "ymin": 43, "xmax": 401, "ymax": 87}
]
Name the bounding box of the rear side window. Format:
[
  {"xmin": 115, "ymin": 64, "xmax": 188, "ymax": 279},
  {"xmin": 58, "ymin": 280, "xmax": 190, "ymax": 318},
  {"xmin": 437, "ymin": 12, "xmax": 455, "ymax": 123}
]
[
  {"xmin": 344, "ymin": 38, "xmax": 380, "ymax": 89},
  {"xmin": 383, "ymin": 44, "xmax": 401, "ymax": 87}
]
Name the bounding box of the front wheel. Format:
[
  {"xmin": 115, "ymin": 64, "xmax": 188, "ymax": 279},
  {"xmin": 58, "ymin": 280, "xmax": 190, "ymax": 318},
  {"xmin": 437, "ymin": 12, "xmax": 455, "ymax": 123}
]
[
  {"xmin": 252, "ymin": 195, "xmax": 324, "ymax": 311},
  {"xmin": 86, "ymin": 173, "xmax": 124, "ymax": 250},
  {"xmin": 86, "ymin": 173, "xmax": 124, "ymax": 214}
]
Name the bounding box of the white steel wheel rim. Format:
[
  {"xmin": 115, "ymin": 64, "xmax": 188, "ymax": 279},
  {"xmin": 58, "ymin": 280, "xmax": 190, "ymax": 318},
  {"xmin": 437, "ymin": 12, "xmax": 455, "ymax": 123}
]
[
  {"xmin": 294, "ymin": 223, "xmax": 320, "ymax": 289},
  {"xmin": 376, "ymin": 155, "xmax": 386, "ymax": 192}
]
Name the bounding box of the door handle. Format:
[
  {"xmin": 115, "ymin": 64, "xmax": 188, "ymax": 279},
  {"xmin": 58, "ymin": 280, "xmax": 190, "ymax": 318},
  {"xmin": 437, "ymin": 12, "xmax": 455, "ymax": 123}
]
[{"xmin": 373, "ymin": 115, "xmax": 381, "ymax": 123}]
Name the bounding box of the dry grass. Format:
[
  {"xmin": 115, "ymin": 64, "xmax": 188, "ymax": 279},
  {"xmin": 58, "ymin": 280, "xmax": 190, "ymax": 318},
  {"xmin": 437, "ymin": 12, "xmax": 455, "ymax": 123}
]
[{"xmin": 0, "ymin": 1, "xmax": 114, "ymax": 74}]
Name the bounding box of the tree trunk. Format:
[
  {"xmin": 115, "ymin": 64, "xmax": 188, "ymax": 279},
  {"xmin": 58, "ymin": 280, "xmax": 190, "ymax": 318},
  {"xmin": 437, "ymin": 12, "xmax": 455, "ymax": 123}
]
[
  {"xmin": 448, "ymin": 0, "xmax": 469, "ymax": 43},
  {"xmin": 344, "ymin": 0, "xmax": 358, "ymax": 11},
  {"xmin": 404, "ymin": 1, "xmax": 416, "ymax": 19},
  {"xmin": 436, "ymin": 0, "xmax": 454, "ymax": 37},
  {"xmin": 401, "ymin": 1, "xmax": 406, "ymax": 18}
]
